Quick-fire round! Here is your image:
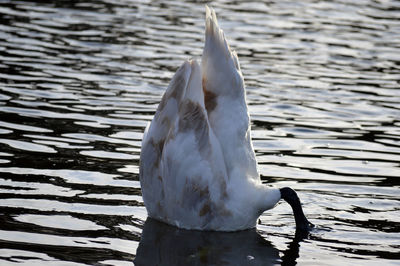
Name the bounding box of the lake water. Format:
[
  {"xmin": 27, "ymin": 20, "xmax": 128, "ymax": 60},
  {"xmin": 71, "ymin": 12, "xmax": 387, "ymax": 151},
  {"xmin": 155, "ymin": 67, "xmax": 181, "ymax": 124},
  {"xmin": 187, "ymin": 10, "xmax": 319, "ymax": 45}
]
[{"xmin": 0, "ymin": 0, "xmax": 399, "ymax": 265}]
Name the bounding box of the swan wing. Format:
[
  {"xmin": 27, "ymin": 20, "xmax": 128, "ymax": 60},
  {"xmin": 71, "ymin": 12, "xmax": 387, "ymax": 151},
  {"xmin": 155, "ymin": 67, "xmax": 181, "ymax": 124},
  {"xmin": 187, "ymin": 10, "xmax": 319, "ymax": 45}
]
[
  {"xmin": 139, "ymin": 61, "xmax": 191, "ymax": 213},
  {"xmin": 161, "ymin": 60, "xmax": 229, "ymax": 229},
  {"xmin": 141, "ymin": 60, "xmax": 229, "ymax": 229},
  {"xmin": 202, "ymin": 6, "xmax": 259, "ymax": 181},
  {"xmin": 142, "ymin": 122, "xmax": 150, "ymax": 146}
]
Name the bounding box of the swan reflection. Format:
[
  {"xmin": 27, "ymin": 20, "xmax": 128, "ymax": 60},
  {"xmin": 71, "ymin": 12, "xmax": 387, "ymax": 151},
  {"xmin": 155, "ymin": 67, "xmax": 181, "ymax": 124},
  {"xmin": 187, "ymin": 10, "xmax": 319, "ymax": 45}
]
[{"xmin": 134, "ymin": 218, "xmax": 283, "ymax": 266}]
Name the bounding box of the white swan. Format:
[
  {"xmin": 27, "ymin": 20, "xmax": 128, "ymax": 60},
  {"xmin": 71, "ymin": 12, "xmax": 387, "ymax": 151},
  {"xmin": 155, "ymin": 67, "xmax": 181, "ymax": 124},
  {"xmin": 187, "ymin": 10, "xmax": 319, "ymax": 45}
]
[{"xmin": 139, "ymin": 6, "xmax": 312, "ymax": 231}]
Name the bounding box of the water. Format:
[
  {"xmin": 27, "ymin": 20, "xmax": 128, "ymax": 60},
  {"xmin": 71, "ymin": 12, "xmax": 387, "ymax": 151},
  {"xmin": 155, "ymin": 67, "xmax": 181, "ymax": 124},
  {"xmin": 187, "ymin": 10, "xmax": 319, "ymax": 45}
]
[{"xmin": 0, "ymin": 0, "xmax": 399, "ymax": 265}]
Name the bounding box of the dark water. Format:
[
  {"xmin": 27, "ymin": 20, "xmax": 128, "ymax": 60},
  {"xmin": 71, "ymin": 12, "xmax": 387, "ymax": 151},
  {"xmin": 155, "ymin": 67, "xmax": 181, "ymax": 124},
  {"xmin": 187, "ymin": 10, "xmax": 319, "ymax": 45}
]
[{"xmin": 0, "ymin": 0, "xmax": 399, "ymax": 265}]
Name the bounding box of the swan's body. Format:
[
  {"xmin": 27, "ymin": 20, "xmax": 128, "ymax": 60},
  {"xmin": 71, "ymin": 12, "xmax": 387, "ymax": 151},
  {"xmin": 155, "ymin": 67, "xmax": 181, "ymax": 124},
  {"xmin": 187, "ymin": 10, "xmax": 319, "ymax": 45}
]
[{"xmin": 140, "ymin": 7, "xmax": 311, "ymax": 231}]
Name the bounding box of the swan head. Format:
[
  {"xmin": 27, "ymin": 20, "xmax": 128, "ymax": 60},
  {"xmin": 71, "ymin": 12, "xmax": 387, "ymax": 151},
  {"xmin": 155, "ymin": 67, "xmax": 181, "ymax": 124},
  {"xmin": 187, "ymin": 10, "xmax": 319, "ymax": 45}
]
[{"xmin": 279, "ymin": 187, "xmax": 314, "ymax": 231}]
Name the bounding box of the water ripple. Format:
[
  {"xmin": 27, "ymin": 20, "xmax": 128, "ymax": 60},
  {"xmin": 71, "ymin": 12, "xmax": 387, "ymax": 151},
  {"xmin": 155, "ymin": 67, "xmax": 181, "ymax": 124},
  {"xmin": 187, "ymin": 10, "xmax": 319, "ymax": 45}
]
[{"xmin": 0, "ymin": 0, "xmax": 399, "ymax": 265}]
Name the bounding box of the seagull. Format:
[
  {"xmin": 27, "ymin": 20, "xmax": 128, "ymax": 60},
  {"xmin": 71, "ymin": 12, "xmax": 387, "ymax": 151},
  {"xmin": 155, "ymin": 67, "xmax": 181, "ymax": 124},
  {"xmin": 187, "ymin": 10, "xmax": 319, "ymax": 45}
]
[{"xmin": 139, "ymin": 6, "xmax": 313, "ymax": 232}]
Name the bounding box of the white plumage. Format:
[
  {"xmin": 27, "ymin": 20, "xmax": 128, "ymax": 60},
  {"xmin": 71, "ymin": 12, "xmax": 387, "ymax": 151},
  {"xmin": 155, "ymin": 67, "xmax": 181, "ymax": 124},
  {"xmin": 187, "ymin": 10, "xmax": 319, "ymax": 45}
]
[{"xmin": 139, "ymin": 6, "xmax": 281, "ymax": 231}]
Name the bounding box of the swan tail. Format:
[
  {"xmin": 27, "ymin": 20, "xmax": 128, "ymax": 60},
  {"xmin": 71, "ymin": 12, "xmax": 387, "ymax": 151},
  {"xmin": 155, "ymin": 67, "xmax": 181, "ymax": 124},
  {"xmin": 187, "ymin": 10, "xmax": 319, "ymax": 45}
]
[
  {"xmin": 202, "ymin": 5, "xmax": 244, "ymax": 102},
  {"xmin": 201, "ymin": 6, "xmax": 260, "ymax": 182}
]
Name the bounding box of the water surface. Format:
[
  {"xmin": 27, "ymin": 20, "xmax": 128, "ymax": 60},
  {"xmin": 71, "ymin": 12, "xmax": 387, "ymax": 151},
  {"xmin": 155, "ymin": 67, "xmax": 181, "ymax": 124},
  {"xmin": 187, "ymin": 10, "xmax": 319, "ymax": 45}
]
[{"xmin": 0, "ymin": 0, "xmax": 399, "ymax": 265}]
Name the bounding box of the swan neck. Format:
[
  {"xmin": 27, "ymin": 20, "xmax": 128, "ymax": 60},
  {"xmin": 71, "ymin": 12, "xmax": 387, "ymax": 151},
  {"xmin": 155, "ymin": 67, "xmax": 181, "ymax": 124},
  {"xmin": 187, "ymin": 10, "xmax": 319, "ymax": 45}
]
[{"xmin": 279, "ymin": 187, "xmax": 312, "ymax": 231}]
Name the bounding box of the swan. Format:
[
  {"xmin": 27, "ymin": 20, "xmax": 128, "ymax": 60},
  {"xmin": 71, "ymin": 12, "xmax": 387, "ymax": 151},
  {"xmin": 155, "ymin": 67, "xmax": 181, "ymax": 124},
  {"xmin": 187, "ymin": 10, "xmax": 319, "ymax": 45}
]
[{"xmin": 139, "ymin": 6, "xmax": 313, "ymax": 232}]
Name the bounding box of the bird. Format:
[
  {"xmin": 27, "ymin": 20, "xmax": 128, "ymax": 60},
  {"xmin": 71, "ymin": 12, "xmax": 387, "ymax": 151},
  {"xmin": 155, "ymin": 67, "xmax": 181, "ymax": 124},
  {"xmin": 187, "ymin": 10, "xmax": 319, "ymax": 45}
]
[{"xmin": 139, "ymin": 6, "xmax": 313, "ymax": 232}]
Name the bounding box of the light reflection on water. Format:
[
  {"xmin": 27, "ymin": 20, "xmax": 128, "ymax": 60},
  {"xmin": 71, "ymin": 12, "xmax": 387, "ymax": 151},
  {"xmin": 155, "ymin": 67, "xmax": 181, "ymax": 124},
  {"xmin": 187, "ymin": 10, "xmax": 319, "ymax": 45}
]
[{"xmin": 0, "ymin": 0, "xmax": 400, "ymax": 265}]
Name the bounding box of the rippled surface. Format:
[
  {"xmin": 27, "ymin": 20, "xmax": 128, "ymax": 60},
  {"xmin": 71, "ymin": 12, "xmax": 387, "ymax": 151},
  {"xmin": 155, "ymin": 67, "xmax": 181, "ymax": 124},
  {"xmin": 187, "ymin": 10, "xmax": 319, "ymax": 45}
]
[{"xmin": 1, "ymin": 0, "xmax": 399, "ymax": 265}]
